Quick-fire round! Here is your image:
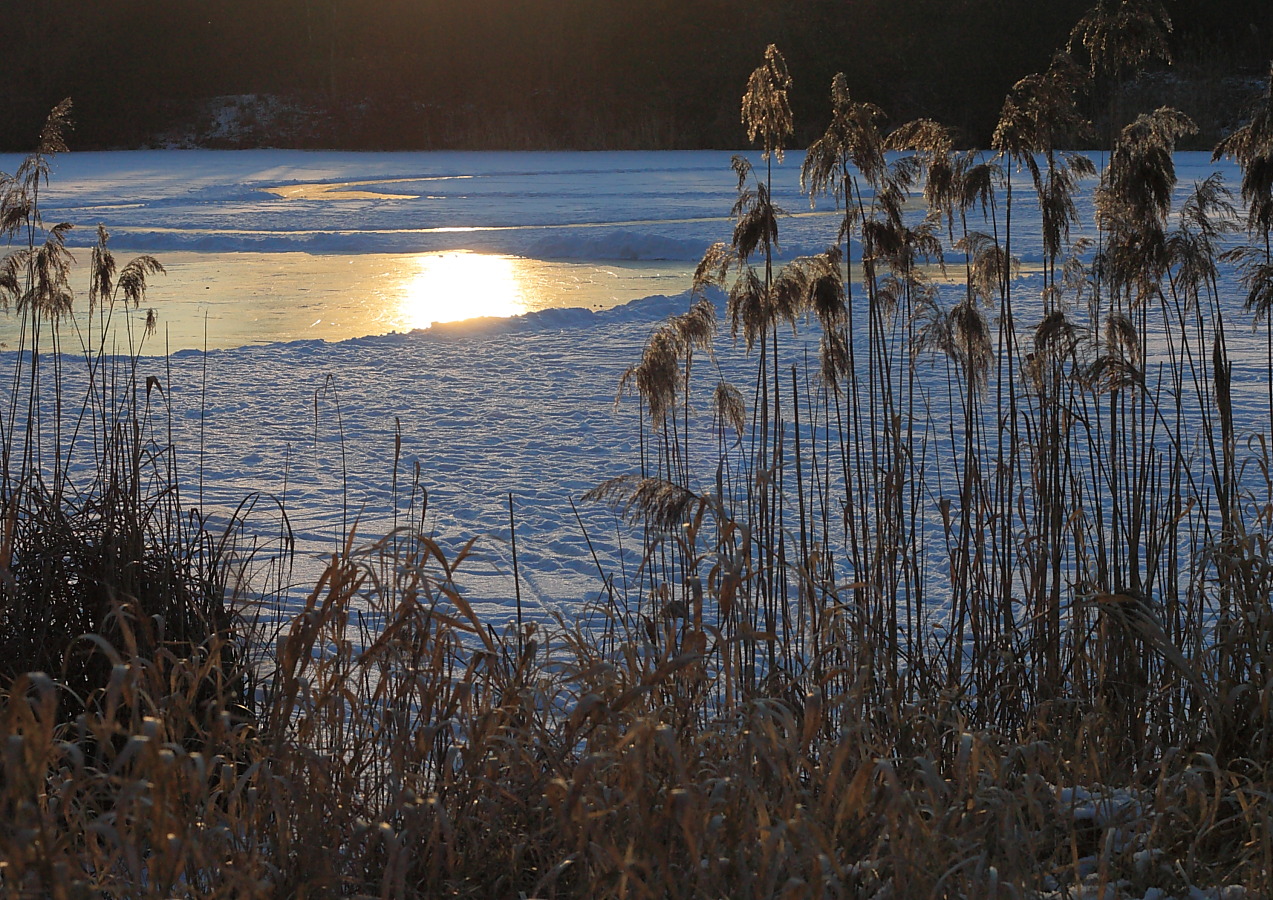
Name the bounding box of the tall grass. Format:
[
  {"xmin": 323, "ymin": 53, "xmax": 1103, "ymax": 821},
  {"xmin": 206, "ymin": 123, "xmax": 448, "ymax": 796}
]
[
  {"xmin": 610, "ymin": 8, "xmax": 1273, "ymax": 755},
  {"xmin": 4, "ymin": 4, "xmax": 1273, "ymax": 896},
  {"xmin": 0, "ymin": 102, "xmax": 242, "ymax": 721},
  {"xmin": 4, "ymin": 507, "xmax": 1270, "ymax": 896}
]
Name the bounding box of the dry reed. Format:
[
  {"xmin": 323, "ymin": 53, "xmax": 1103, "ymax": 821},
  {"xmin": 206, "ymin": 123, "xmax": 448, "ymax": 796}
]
[{"xmin": 5, "ymin": 6, "xmax": 1273, "ymax": 897}]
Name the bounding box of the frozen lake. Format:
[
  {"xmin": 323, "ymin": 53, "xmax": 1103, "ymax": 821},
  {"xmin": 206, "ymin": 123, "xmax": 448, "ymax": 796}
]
[
  {"xmin": 0, "ymin": 150, "xmax": 847, "ymax": 351},
  {"xmin": 0, "ymin": 148, "xmax": 1257, "ymax": 631}
]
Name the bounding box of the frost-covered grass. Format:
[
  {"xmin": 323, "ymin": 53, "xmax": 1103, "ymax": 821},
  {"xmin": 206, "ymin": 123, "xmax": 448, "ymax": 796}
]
[{"xmin": 4, "ymin": 30, "xmax": 1273, "ymax": 900}]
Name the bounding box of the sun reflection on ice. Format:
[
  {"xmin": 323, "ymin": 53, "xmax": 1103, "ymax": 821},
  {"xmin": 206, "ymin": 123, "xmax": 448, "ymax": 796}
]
[{"xmin": 400, "ymin": 251, "xmax": 525, "ymax": 328}]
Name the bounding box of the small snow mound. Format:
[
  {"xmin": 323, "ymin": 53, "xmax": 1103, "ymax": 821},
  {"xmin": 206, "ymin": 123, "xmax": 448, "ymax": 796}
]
[
  {"xmin": 424, "ymin": 307, "xmax": 599, "ymax": 337},
  {"xmin": 418, "ymin": 287, "xmax": 722, "ymax": 339},
  {"xmin": 597, "ymin": 288, "xmax": 724, "ymax": 324},
  {"xmin": 1057, "ymin": 785, "xmax": 1142, "ymax": 829}
]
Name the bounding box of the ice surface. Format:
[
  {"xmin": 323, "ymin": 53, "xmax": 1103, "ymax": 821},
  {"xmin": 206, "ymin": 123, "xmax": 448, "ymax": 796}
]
[
  {"xmin": 0, "ymin": 149, "xmax": 1255, "ymax": 631},
  {"xmin": 0, "ymin": 149, "xmax": 837, "ymax": 257}
]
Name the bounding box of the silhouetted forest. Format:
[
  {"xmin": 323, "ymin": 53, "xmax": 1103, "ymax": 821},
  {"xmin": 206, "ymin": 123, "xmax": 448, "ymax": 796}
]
[{"xmin": 3, "ymin": 0, "xmax": 1270, "ymax": 150}]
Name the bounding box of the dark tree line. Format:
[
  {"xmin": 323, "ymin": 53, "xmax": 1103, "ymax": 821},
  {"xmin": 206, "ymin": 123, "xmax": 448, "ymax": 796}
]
[{"xmin": 2, "ymin": 0, "xmax": 1269, "ymax": 150}]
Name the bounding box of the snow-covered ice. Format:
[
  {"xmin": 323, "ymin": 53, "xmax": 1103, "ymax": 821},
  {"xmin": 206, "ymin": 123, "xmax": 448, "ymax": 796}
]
[
  {"xmin": 0, "ymin": 149, "xmax": 1257, "ymax": 629},
  {"xmin": 0, "ymin": 149, "xmax": 839, "ymax": 259}
]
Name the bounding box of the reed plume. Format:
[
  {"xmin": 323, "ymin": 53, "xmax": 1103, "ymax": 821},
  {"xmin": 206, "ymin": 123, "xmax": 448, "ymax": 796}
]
[
  {"xmin": 1068, "ymin": 0, "xmax": 1173, "ymax": 78},
  {"xmin": 741, "ymin": 44, "xmax": 792, "ymax": 163},
  {"xmin": 1213, "ymin": 64, "xmax": 1273, "ymax": 237}
]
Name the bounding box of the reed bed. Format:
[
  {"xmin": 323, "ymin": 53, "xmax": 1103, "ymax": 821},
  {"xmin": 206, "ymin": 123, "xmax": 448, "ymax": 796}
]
[
  {"xmin": 4, "ymin": 1, "xmax": 1273, "ymax": 896},
  {"xmin": 3, "ymin": 522, "xmax": 1270, "ymax": 897}
]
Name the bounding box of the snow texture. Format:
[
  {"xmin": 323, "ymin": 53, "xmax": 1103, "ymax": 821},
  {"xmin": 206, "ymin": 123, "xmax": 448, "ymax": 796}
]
[{"xmin": 0, "ymin": 150, "xmax": 1255, "ymax": 636}]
